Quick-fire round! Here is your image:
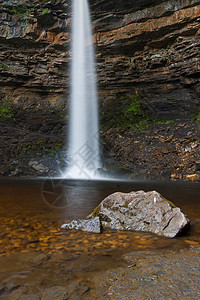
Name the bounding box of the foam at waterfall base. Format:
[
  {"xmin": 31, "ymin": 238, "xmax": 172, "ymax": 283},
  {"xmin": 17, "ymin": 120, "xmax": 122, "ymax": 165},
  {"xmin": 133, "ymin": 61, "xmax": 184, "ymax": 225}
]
[{"xmin": 61, "ymin": 166, "xmax": 124, "ymax": 182}]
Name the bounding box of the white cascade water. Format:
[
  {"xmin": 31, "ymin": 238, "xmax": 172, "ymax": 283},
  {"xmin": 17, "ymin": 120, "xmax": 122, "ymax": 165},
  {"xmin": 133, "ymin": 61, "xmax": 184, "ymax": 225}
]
[{"xmin": 63, "ymin": 0, "xmax": 100, "ymax": 179}]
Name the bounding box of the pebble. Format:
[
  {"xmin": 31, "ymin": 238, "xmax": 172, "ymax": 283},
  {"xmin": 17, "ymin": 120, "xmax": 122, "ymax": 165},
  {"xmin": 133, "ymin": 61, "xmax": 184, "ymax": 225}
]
[
  {"xmin": 161, "ymin": 147, "xmax": 169, "ymax": 154},
  {"xmin": 186, "ymin": 174, "xmax": 199, "ymax": 182}
]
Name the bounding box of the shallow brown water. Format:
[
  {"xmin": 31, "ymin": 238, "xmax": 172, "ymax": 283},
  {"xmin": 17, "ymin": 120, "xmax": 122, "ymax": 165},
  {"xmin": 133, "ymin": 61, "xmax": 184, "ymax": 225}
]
[
  {"xmin": 0, "ymin": 178, "xmax": 200, "ymax": 256},
  {"xmin": 0, "ymin": 178, "xmax": 199, "ymax": 298}
]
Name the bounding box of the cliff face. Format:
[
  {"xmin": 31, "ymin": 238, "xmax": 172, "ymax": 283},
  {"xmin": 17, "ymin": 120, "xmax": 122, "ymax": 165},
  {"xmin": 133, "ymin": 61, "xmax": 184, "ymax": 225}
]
[
  {"xmin": 94, "ymin": 0, "xmax": 200, "ymax": 120},
  {"xmin": 0, "ymin": 0, "xmax": 70, "ymax": 112},
  {"xmin": 0, "ymin": 0, "xmax": 200, "ymax": 178},
  {"xmin": 0, "ymin": 0, "xmax": 199, "ymax": 118}
]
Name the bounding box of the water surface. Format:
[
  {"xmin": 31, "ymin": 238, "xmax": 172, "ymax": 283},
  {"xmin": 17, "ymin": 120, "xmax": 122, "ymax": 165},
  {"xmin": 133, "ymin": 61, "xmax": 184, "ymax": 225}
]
[{"xmin": 0, "ymin": 177, "xmax": 199, "ymax": 256}]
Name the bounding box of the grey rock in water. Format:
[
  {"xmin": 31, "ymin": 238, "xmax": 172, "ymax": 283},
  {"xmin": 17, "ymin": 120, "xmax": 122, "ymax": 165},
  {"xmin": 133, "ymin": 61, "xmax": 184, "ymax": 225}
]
[
  {"xmin": 61, "ymin": 217, "xmax": 101, "ymax": 234},
  {"xmin": 88, "ymin": 191, "xmax": 190, "ymax": 238}
]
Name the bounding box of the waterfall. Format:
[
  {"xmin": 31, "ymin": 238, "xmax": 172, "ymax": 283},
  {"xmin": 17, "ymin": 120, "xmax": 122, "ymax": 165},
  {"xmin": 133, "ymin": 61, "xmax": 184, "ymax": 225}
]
[{"xmin": 63, "ymin": 0, "xmax": 100, "ymax": 179}]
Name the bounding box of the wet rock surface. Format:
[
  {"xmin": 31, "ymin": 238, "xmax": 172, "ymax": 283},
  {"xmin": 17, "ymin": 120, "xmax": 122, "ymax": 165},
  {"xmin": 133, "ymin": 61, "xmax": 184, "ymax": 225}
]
[
  {"xmin": 94, "ymin": 246, "xmax": 200, "ymax": 299},
  {"xmin": 102, "ymin": 120, "xmax": 200, "ymax": 181},
  {"xmin": 0, "ymin": 246, "xmax": 199, "ymax": 299},
  {"xmin": 0, "ymin": 121, "xmax": 66, "ymax": 177},
  {"xmin": 61, "ymin": 217, "xmax": 101, "ymax": 234},
  {"xmin": 87, "ymin": 190, "xmax": 190, "ymax": 238},
  {"xmin": 0, "ymin": 119, "xmax": 199, "ymax": 180}
]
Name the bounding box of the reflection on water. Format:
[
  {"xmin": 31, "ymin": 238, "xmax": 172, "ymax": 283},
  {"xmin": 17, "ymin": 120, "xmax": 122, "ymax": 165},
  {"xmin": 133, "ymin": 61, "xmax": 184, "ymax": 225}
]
[{"xmin": 0, "ymin": 177, "xmax": 199, "ymax": 258}]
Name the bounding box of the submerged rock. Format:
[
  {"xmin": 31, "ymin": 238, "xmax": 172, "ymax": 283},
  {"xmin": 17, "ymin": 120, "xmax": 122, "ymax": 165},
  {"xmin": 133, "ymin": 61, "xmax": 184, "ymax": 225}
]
[
  {"xmin": 61, "ymin": 217, "xmax": 101, "ymax": 234},
  {"xmin": 88, "ymin": 191, "xmax": 190, "ymax": 238}
]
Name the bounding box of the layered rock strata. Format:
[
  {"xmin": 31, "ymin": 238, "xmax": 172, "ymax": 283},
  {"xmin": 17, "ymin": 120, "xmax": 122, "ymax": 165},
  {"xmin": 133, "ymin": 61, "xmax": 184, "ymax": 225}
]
[
  {"xmin": 0, "ymin": 0, "xmax": 199, "ymax": 177},
  {"xmin": 0, "ymin": 0, "xmax": 199, "ymax": 116},
  {"xmin": 95, "ymin": 0, "xmax": 200, "ymax": 120}
]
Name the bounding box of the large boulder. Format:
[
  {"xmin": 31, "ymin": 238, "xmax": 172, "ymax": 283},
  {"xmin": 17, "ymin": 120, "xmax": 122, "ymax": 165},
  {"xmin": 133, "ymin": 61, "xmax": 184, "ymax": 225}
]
[{"xmin": 87, "ymin": 191, "xmax": 190, "ymax": 238}]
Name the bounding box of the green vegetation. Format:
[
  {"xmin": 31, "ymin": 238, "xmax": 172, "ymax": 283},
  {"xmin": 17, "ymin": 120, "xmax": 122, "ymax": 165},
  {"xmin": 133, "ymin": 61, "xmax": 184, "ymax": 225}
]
[
  {"xmin": 60, "ymin": 114, "xmax": 68, "ymax": 120},
  {"xmin": 0, "ymin": 64, "xmax": 10, "ymax": 70},
  {"xmin": 133, "ymin": 119, "xmax": 149, "ymax": 130},
  {"xmin": 125, "ymin": 96, "xmax": 142, "ymax": 113},
  {"xmin": 92, "ymin": 205, "xmax": 100, "ymax": 217},
  {"xmin": 18, "ymin": 140, "xmax": 63, "ymax": 155},
  {"xmin": 195, "ymin": 110, "xmax": 200, "ymax": 121},
  {"xmin": 48, "ymin": 109, "xmax": 68, "ymax": 120},
  {"xmin": 21, "ymin": 144, "xmax": 35, "ymax": 152},
  {"xmin": 50, "ymin": 142, "xmax": 63, "ymax": 155},
  {"xmin": 48, "ymin": 109, "xmax": 69, "ymax": 121},
  {"xmin": 167, "ymin": 200, "xmax": 176, "ymax": 208},
  {"xmin": 42, "ymin": 8, "xmax": 51, "ymax": 15},
  {"xmin": 154, "ymin": 119, "xmax": 181, "ymax": 125},
  {"xmin": 100, "ymin": 93, "xmax": 198, "ymax": 131},
  {"xmin": 11, "ymin": 4, "xmax": 29, "ymax": 15},
  {"xmin": 124, "ymin": 95, "xmax": 150, "ymax": 129},
  {"xmin": 101, "ymin": 94, "xmax": 150, "ymax": 130},
  {"xmin": 0, "ymin": 98, "xmax": 12, "ymax": 119}
]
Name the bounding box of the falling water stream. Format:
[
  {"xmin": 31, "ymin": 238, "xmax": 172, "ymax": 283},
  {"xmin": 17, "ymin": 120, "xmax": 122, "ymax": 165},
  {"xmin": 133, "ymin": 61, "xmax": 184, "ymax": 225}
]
[{"xmin": 63, "ymin": 0, "xmax": 100, "ymax": 179}]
